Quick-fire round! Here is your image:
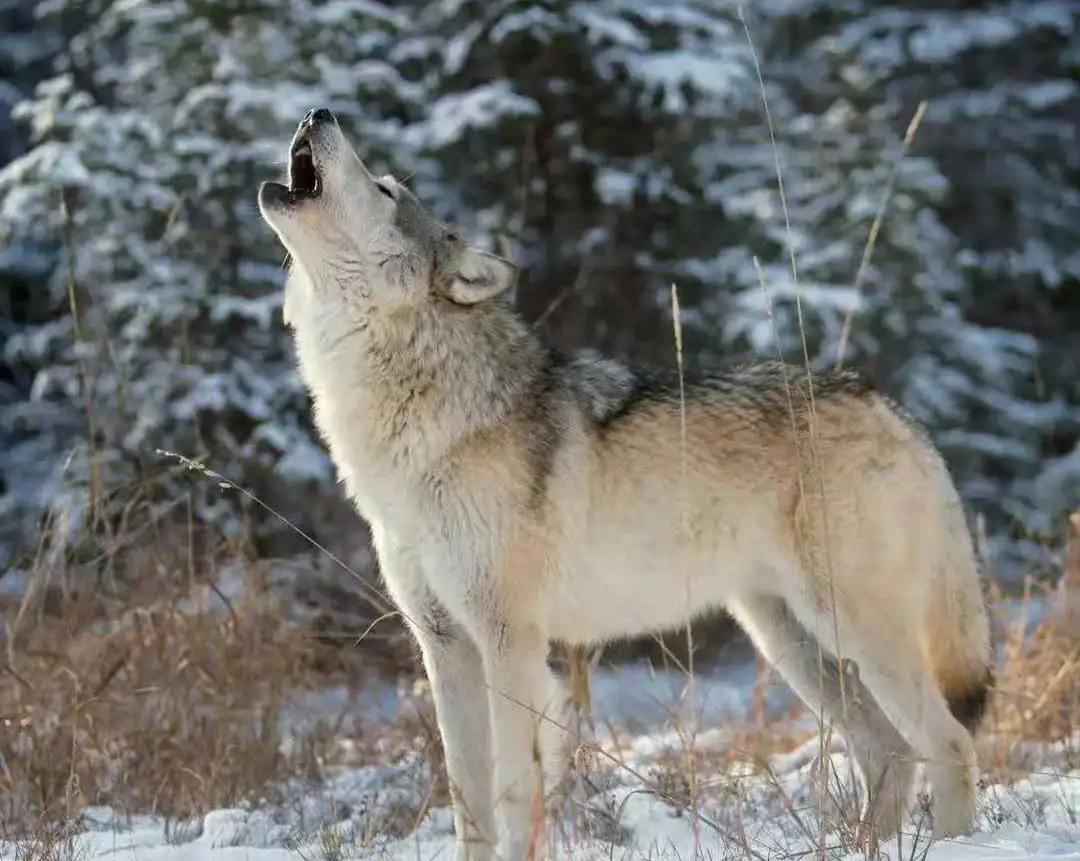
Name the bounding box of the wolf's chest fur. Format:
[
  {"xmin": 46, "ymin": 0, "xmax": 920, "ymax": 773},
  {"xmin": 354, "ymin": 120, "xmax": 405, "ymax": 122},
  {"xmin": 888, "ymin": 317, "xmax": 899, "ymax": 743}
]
[{"xmin": 286, "ymin": 278, "xmax": 539, "ymax": 553}]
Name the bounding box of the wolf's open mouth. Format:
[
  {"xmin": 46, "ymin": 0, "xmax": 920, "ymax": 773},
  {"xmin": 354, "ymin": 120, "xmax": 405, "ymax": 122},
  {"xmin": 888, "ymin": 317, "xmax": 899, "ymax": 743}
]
[{"xmin": 289, "ymin": 138, "xmax": 321, "ymax": 199}]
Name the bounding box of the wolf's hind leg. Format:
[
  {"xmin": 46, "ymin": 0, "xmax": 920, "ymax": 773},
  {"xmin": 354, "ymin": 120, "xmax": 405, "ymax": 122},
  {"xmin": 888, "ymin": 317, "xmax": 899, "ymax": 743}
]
[
  {"xmin": 729, "ymin": 593, "xmax": 918, "ymax": 841},
  {"xmin": 776, "ymin": 589, "xmax": 979, "ymax": 841}
]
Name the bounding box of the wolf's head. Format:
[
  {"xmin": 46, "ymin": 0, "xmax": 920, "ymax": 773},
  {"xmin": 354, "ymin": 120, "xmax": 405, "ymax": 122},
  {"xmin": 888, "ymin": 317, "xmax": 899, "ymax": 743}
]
[{"xmin": 258, "ymin": 109, "xmax": 517, "ymax": 312}]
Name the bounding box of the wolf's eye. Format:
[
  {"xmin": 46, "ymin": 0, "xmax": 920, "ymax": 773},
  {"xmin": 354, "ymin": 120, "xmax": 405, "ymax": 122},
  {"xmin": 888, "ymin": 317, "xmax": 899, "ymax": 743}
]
[{"xmin": 374, "ymin": 183, "xmax": 395, "ymax": 200}]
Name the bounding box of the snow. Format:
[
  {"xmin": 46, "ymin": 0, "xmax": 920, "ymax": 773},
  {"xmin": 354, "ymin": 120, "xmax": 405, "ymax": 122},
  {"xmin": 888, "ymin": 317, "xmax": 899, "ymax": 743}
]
[
  {"xmin": 312, "ymin": 0, "xmax": 406, "ymax": 28},
  {"xmin": 595, "ymin": 168, "xmax": 637, "ymax": 206},
  {"xmin": 490, "ymin": 8, "xmax": 562, "ymax": 43},
  {"xmin": 632, "ymin": 53, "xmax": 750, "ymax": 112},
  {"xmin": 5, "ymin": 714, "xmax": 1080, "ymax": 861},
  {"xmin": 404, "ymin": 83, "xmax": 541, "ymax": 149}
]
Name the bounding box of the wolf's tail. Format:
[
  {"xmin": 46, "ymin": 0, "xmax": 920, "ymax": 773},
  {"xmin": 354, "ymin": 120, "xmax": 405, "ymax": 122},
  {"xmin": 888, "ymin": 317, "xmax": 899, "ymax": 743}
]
[{"xmin": 923, "ymin": 520, "xmax": 995, "ymax": 734}]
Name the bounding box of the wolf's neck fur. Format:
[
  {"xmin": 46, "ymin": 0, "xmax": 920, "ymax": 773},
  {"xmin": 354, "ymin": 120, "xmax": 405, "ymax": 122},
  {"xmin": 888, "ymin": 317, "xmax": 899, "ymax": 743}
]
[{"xmin": 284, "ymin": 267, "xmax": 547, "ymax": 492}]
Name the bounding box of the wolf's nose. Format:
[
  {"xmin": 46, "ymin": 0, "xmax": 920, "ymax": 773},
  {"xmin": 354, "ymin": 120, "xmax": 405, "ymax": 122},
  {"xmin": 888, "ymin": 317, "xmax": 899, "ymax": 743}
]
[{"xmin": 303, "ymin": 108, "xmax": 336, "ymax": 127}]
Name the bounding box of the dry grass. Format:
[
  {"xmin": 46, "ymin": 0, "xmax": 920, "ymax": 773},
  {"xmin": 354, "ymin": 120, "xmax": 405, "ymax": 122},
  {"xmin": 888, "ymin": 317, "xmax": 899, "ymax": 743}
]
[
  {"xmin": 1, "ymin": 816, "xmax": 88, "ymax": 861},
  {"xmin": 979, "ymin": 575, "xmax": 1080, "ymax": 780},
  {"xmin": 0, "ymin": 518, "xmax": 424, "ymax": 839}
]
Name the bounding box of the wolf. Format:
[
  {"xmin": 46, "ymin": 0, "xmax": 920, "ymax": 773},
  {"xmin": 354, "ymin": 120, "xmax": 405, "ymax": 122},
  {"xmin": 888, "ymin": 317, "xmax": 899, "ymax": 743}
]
[{"xmin": 258, "ymin": 108, "xmax": 993, "ymax": 860}]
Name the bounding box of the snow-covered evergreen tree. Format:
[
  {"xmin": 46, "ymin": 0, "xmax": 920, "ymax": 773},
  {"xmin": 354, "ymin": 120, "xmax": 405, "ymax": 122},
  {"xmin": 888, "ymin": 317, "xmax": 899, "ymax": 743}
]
[
  {"xmin": 0, "ymin": 0, "xmax": 65, "ymax": 557},
  {"xmin": 397, "ymin": 0, "xmax": 762, "ymax": 362}
]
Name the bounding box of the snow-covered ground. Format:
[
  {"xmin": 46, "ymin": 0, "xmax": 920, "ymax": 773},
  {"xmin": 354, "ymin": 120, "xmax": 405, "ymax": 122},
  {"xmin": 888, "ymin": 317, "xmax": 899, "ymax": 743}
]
[
  {"xmin": 7, "ymin": 733, "xmax": 1079, "ymax": 861},
  {"xmin": 5, "ymin": 654, "xmax": 1080, "ymax": 861}
]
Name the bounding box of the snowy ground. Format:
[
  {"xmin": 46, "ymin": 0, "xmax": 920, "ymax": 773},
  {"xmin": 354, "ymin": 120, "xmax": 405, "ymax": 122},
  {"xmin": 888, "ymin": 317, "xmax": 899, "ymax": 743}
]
[
  {"xmin": 4, "ymin": 655, "xmax": 1080, "ymax": 861},
  {"xmin": 8, "ymin": 735, "xmax": 1080, "ymax": 861}
]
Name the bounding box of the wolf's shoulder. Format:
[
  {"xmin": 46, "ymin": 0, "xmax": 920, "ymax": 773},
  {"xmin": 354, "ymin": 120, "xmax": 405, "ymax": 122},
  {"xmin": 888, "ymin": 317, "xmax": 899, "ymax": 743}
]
[{"xmin": 553, "ymin": 352, "xmax": 879, "ymax": 429}]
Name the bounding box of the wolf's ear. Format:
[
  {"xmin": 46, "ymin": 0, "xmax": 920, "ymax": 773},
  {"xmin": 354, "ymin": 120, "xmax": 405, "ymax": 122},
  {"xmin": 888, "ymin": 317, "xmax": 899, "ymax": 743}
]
[{"xmin": 440, "ymin": 246, "xmax": 518, "ymax": 306}]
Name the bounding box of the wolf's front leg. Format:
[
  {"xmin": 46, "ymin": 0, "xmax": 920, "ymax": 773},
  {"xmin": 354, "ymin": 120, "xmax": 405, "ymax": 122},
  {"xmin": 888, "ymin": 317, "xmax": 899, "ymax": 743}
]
[
  {"xmin": 418, "ymin": 622, "xmax": 497, "ymax": 861},
  {"xmin": 379, "ymin": 552, "xmax": 495, "ymax": 861},
  {"xmin": 482, "ymin": 623, "xmax": 567, "ymax": 861}
]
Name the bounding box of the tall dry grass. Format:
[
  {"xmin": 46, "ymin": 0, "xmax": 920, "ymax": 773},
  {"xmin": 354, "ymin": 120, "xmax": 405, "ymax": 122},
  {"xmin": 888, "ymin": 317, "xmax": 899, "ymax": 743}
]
[{"xmin": 0, "ymin": 513, "xmax": 423, "ymax": 838}]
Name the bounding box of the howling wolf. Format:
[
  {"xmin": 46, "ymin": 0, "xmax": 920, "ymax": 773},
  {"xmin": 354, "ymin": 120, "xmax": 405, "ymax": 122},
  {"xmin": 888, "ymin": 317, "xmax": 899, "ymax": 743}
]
[{"xmin": 258, "ymin": 108, "xmax": 992, "ymax": 861}]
